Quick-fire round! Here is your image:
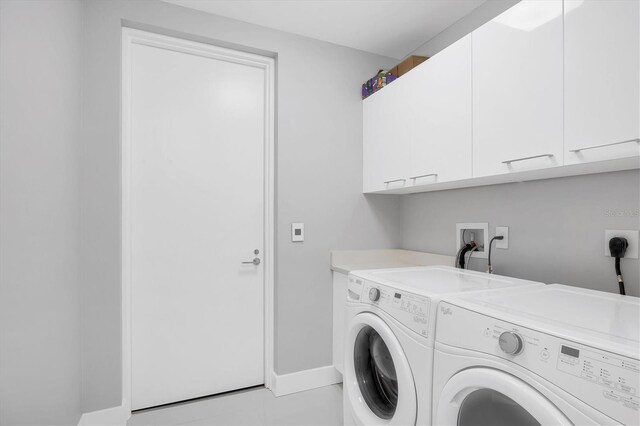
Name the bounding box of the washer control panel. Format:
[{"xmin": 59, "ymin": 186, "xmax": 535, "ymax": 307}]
[
  {"xmin": 435, "ymin": 302, "xmax": 640, "ymax": 425},
  {"xmin": 347, "ymin": 275, "xmax": 430, "ymax": 338}
]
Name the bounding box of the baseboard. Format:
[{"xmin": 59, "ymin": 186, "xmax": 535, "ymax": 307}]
[
  {"xmin": 78, "ymin": 404, "xmax": 129, "ymax": 426},
  {"xmin": 270, "ymin": 365, "xmax": 342, "ymax": 397},
  {"xmin": 78, "ymin": 367, "xmax": 341, "ymax": 423}
]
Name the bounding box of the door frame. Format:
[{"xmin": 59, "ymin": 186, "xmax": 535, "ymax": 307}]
[{"xmin": 121, "ymin": 28, "xmax": 275, "ymax": 415}]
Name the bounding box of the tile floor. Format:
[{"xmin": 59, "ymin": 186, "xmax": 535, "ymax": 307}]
[{"xmin": 128, "ymin": 384, "xmax": 343, "ymax": 425}]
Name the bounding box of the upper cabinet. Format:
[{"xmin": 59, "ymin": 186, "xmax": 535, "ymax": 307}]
[
  {"xmin": 363, "ymin": 35, "xmax": 472, "ymax": 192},
  {"xmin": 363, "ymin": 73, "xmax": 412, "ymax": 192},
  {"xmin": 362, "ymin": 0, "xmax": 639, "ymax": 194},
  {"xmin": 472, "ymin": 0, "xmax": 564, "ymax": 177},
  {"xmin": 564, "ymin": 0, "xmax": 640, "ymax": 164},
  {"xmin": 409, "ymin": 35, "xmax": 472, "ymax": 185}
]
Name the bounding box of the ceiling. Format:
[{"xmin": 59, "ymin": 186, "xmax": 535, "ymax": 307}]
[{"xmin": 162, "ymin": 0, "xmax": 486, "ymax": 59}]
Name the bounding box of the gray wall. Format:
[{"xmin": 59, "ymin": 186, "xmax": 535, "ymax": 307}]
[
  {"xmin": 80, "ymin": 0, "xmax": 401, "ymax": 412},
  {"xmin": 0, "ymin": 0, "xmax": 82, "ymax": 424},
  {"xmin": 402, "ymin": 171, "xmax": 640, "ymax": 296}
]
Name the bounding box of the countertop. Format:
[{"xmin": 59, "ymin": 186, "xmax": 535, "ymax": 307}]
[{"xmin": 330, "ymin": 249, "xmax": 455, "ymax": 275}]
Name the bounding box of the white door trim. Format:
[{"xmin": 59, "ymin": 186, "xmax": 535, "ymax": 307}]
[{"xmin": 121, "ymin": 28, "xmax": 275, "ymax": 416}]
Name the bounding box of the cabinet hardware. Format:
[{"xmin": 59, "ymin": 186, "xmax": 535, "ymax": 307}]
[
  {"xmin": 384, "ymin": 179, "xmax": 406, "ymax": 184},
  {"xmin": 410, "ymin": 173, "xmax": 438, "ymax": 181},
  {"xmin": 569, "ymin": 138, "xmax": 639, "ymax": 153},
  {"xmin": 502, "ymin": 154, "xmax": 554, "ymax": 164}
]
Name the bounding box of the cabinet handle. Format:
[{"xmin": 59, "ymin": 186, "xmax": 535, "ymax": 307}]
[
  {"xmin": 502, "ymin": 154, "xmax": 554, "ymax": 164},
  {"xmin": 569, "ymin": 138, "xmax": 640, "ymax": 153},
  {"xmin": 410, "ymin": 173, "xmax": 438, "ymax": 181},
  {"xmin": 384, "ymin": 179, "xmax": 406, "ymax": 185}
]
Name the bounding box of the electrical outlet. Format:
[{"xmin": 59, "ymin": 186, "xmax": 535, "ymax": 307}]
[
  {"xmin": 495, "ymin": 226, "xmax": 509, "ymax": 249},
  {"xmin": 604, "ymin": 230, "xmax": 638, "ymax": 259}
]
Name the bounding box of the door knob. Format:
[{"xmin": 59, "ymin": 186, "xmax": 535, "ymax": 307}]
[{"xmin": 241, "ymin": 258, "xmax": 261, "ymax": 266}]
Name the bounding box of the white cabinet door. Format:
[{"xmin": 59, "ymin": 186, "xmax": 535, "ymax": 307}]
[
  {"xmin": 363, "ymin": 77, "xmax": 411, "ymax": 192},
  {"xmin": 409, "ymin": 35, "xmax": 472, "ymax": 186},
  {"xmin": 472, "ymin": 0, "xmax": 563, "ymax": 177},
  {"xmin": 564, "ymin": 0, "xmax": 640, "ymax": 164}
]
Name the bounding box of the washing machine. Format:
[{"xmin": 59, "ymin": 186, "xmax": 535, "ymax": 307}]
[
  {"xmin": 432, "ymin": 284, "xmax": 640, "ymax": 425},
  {"xmin": 342, "ymin": 265, "xmax": 543, "ymax": 425}
]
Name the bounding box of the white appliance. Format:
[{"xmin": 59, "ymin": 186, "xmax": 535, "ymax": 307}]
[
  {"xmin": 432, "ymin": 284, "xmax": 640, "ymax": 425},
  {"xmin": 342, "ymin": 266, "xmax": 543, "ymax": 425}
]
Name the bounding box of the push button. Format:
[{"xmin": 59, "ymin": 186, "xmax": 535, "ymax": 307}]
[
  {"xmin": 616, "ymin": 383, "xmax": 637, "ymax": 395},
  {"xmin": 603, "ymin": 390, "xmax": 621, "ymax": 402}
]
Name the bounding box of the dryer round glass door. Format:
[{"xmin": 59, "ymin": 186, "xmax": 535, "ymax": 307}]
[
  {"xmin": 353, "ymin": 325, "xmax": 398, "ymax": 419},
  {"xmin": 344, "ymin": 312, "xmax": 417, "ymax": 425},
  {"xmin": 434, "ymin": 368, "xmax": 572, "ymax": 426},
  {"xmin": 458, "ymin": 389, "xmax": 539, "ymax": 425}
]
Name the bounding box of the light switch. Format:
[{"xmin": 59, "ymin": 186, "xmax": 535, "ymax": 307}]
[{"xmin": 291, "ymin": 223, "xmax": 304, "ymax": 242}]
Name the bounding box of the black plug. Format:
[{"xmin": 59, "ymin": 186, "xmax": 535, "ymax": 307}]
[
  {"xmin": 609, "ymin": 237, "xmax": 628, "ymax": 295},
  {"xmin": 609, "ymin": 237, "xmax": 628, "ymax": 258}
]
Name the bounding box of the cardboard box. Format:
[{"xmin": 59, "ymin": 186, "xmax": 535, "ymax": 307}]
[{"xmin": 396, "ymin": 55, "xmax": 428, "ymax": 76}]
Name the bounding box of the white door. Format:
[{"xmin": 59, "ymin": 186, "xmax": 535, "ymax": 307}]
[
  {"xmin": 472, "ymin": 0, "xmax": 563, "ymax": 177},
  {"xmin": 127, "ymin": 32, "xmax": 269, "ymax": 410},
  {"xmin": 564, "ymin": 0, "xmax": 640, "ymax": 164},
  {"xmin": 409, "ymin": 34, "xmax": 472, "ymax": 186}
]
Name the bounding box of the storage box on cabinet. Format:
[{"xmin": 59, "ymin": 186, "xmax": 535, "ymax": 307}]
[
  {"xmin": 472, "ymin": 0, "xmax": 564, "ymax": 178},
  {"xmin": 564, "ymin": 0, "xmax": 640, "ymax": 165},
  {"xmin": 396, "ymin": 55, "xmax": 429, "ymax": 77}
]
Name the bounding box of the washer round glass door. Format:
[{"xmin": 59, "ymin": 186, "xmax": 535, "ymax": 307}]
[
  {"xmin": 354, "ymin": 325, "xmax": 398, "ymax": 418},
  {"xmin": 434, "ymin": 368, "xmax": 571, "ymax": 426},
  {"xmin": 344, "ymin": 312, "xmax": 417, "ymax": 425}
]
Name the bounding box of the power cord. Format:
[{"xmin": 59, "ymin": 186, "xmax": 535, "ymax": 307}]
[
  {"xmin": 609, "ymin": 237, "xmax": 628, "ymax": 295},
  {"xmin": 486, "ymin": 235, "xmax": 504, "ymax": 274}
]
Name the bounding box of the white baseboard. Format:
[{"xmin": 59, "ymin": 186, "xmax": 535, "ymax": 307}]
[
  {"xmin": 78, "ymin": 367, "xmax": 341, "ymax": 424},
  {"xmin": 78, "ymin": 404, "xmax": 129, "ymax": 426},
  {"xmin": 270, "ymin": 365, "xmax": 342, "ymax": 397}
]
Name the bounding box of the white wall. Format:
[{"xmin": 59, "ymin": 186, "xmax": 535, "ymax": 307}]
[
  {"xmin": 0, "ymin": 0, "xmax": 82, "ymax": 424},
  {"xmin": 80, "ymin": 0, "xmax": 401, "ymax": 412},
  {"xmin": 402, "ymin": 171, "xmax": 640, "ymax": 296}
]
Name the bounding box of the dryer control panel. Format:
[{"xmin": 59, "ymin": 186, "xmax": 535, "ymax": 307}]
[
  {"xmin": 556, "ymin": 343, "xmax": 638, "ymax": 410},
  {"xmin": 347, "ymin": 276, "xmax": 430, "ymax": 338},
  {"xmin": 436, "ymin": 302, "xmax": 640, "ymax": 425}
]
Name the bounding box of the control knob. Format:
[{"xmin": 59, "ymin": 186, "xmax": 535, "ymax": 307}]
[
  {"xmin": 499, "ymin": 331, "xmax": 524, "ymax": 355},
  {"xmin": 368, "ymin": 288, "xmax": 381, "ymax": 302}
]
